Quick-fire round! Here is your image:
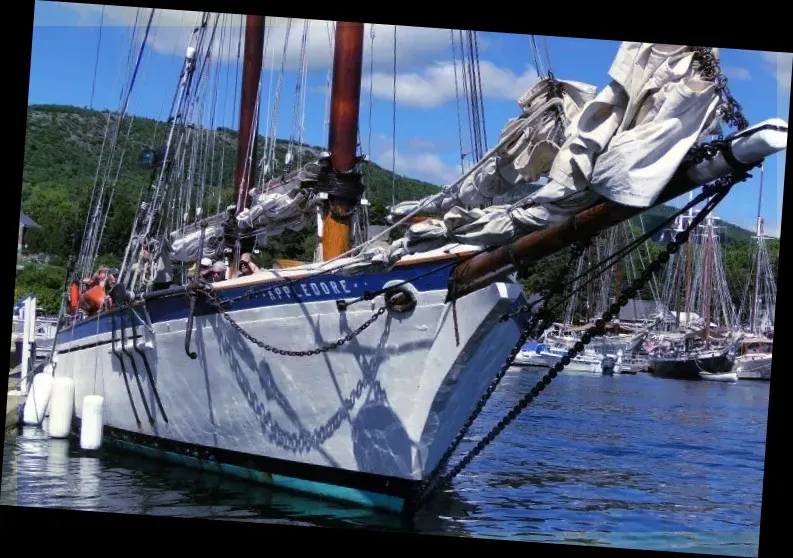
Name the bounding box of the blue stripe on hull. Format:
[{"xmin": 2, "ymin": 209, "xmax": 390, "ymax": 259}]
[
  {"xmin": 113, "ymin": 439, "xmax": 405, "ymax": 513},
  {"xmin": 57, "ymin": 260, "xmax": 455, "ymax": 346}
]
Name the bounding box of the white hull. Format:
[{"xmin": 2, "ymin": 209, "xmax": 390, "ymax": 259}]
[
  {"xmin": 513, "ymin": 349, "xmax": 611, "ymax": 375},
  {"xmin": 513, "ymin": 351, "xmax": 550, "ymax": 368},
  {"xmin": 734, "ymin": 354, "xmax": 772, "ymax": 381},
  {"xmin": 554, "ymin": 355, "xmax": 605, "ymax": 375},
  {"xmin": 52, "ymin": 260, "xmax": 528, "ymax": 512},
  {"xmin": 698, "ymin": 371, "xmax": 738, "ymax": 382}
]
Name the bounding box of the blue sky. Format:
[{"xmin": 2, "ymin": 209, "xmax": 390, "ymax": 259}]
[{"xmin": 29, "ymin": 1, "xmax": 791, "ymax": 237}]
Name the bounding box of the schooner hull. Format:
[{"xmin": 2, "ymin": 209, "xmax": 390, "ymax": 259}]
[
  {"xmin": 52, "ymin": 260, "xmax": 529, "ymax": 513},
  {"xmin": 648, "ymin": 350, "xmax": 735, "ymax": 381}
]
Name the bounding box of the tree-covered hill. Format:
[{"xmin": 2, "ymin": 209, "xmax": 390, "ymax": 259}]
[{"xmin": 21, "ymin": 104, "xmax": 440, "ymax": 262}]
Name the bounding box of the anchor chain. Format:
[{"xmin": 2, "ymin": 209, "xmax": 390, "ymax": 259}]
[
  {"xmin": 408, "ymin": 170, "xmax": 748, "ymax": 511},
  {"xmin": 198, "ymin": 288, "xmax": 388, "ymax": 357}
]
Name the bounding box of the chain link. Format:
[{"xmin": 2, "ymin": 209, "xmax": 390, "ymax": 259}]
[
  {"xmin": 199, "ymin": 289, "xmax": 388, "ymax": 357},
  {"xmin": 691, "ymin": 46, "xmax": 749, "ymax": 132}
]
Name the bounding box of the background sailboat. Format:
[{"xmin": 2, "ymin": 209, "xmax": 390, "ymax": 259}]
[
  {"xmin": 648, "ymin": 208, "xmax": 741, "ymax": 380},
  {"xmin": 734, "ymin": 165, "xmax": 775, "ymax": 381}
]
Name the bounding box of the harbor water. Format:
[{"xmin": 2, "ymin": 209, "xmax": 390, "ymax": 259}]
[{"xmin": 1, "ymin": 369, "xmax": 769, "ymax": 556}]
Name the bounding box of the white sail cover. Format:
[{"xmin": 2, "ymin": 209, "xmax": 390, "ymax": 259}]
[
  {"xmin": 169, "ymin": 169, "xmax": 320, "ymax": 262},
  {"xmin": 385, "ymin": 78, "xmax": 598, "ymax": 222},
  {"xmin": 384, "ymin": 43, "xmax": 727, "ymax": 254}
]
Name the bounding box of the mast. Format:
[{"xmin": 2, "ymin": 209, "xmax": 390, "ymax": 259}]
[
  {"xmin": 614, "ymin": 227, "xmax": 623, "ymax": 304},
  {"xmin": 673, "ymin": 246, "xmax": 683, "ymax": 329},
  {"xmin": 683, "ymin": 199, "xmax": 694, "ymax": 320},
  {"xmin": 322, "ymin": 22, "xmax": 365, "ymax": 261},
  {"xmin": 749, "ymin": 165, "xmax": 765, "ymax": 334},
  {"xmin": 702, "ymin": 219, "xmax": 714, "ymax": 349},
  {"xmin": 234, "ymin": 15, "xmax": 266, "ymax": 215},
  {"xmin": 586, "ymin": 244, "xmax": 595, "ymax": 322}
]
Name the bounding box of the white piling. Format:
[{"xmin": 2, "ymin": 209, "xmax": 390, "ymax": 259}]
[
  {"xmin": 80, "ymin": 395, "xmax": 104, "ymax": 451},
  {"xmin": 22, "ymin": 372, "xmax": 53, "ymax": 425},
  {"xmin": 47, "ymin": 377, "xmax": 75, "ymax": 439},
  {"xmin": 19, "ymin": 297, "xmax": 36, "ymax": 395},
  {"xmin": 42, "ymin": 363, "xmax": 54, "ymax": 417}
]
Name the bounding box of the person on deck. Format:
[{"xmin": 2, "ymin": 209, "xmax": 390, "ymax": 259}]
[
  {"xmin": 103, "ymin": 268, "xmax": 120, "ymax": 309},
  {"xmin": 189, "ymin": 257, "xmax": 213, "ymax": 281},
  {"xmin": 238, "ymin": 253, "xmax": 260, "ymax": 277},
  {"xmin": 78, "ymin": 266, "xmax": 110, "ymax": 317},
  {"xmin": 81, "ymin": 266, "xmax": 108, "ymax": 290},
  {"xmin": 206, "ymin": 261, "xmax": 227, "ymax": 283}
]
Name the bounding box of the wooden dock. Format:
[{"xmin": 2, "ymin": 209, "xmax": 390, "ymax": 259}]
[
  {"xmin": 6, "ymin": 365, "xmax": 24, "ymax": 432},
  {"xmin": 6, "ymin": 392, "xmax": 22, "ymax": 431}
]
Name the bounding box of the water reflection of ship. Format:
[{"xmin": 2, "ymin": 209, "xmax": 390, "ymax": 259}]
[
  {"xmin": 96, "ymin": 449, "xmax": 476, "ymax": 532},
  {"xmin": 76, "ymin": 457, "xmax": 102, "ymax": 510},
  {"xmin": 9, "ymin": 427, "xmax": 66, "ymax": 507}
]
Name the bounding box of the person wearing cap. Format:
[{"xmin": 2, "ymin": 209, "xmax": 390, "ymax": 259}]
[
  {"xmin": 188, "ymin": 257, "xmax": 213, "ymax": 281},
  {"xmin": 238, "ymin": 253, "xmax": 260, "ymax": 277}
]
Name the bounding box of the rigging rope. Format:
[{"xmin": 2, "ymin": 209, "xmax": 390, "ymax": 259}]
[
  {"xmin": 78, "ymin": 8, "xmax": 156, "ymax": 279},
  {"xmin": 391, "ymin": 25, "xmax": 397, "ymax": 208},
  {"xmin": 120, "ymin": 16, "xmax": 208, "ymax": 287},
  {"xmin": 471, "ymin": 31, "xmax": 487, "ymax": 150},
  {"xmin": 88, "ymin": 5, "xmax": 105, "ymax": 110},
  {"xmin": 366, "ymin": 24, "xmax": 376, "ymax": 195},
  {"xmin": 287, "ymin": 20, "xmax": 310, "ymax": 171},
  {"xmin": 264, "ymin": 18, "xmax": 293, "ymax": 180},
  {"xmin": 529, "ymin": 35, "xmax": 545, "ymax": 78},
  {"xmin": 450, "ymin": 30, "xmax": 467, "ymax": 175}
]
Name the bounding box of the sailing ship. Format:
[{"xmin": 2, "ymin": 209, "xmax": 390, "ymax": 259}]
[
  {"xmin": 647, "ymin": 205, "xmax": 743, "ymax": 380},
  {"xmin": 32, "ymin": 14, "xmax": 787, "ymax": 515},
  {"xmin": 733, "ymin": 165, "xmax": 775, "ymax": 380}
]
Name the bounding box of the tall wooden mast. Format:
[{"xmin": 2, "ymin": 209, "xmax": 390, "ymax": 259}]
[
  {"xmin": 234, "ymin": 15, "xmax": 266, "ymax": 214},
  {"xmin": 322, "ymin": 22, "xmax": 365, "ymax": 261}
]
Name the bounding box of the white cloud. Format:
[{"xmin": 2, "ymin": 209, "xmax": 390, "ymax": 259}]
[
  {"xmin": 760, "ymin": 51, "xmax": 792, "ymax": 92},
  {"xmin": 371, "ymin": 133, "xmax": 461, "ymax": 185},
  {"xmin": 365, "ymin": 60, "xmax": 540, "ymax": 109},
  {"xmin": 763, "ymin": 223, "xmax": 781, "ymax": 238},
  {"xmin": 377, "ymin": 148, "xmax": 460, "ymax": 186},
  {"xmin": 723, "ymin": 65, "xmax": 751, "ymax": 80},
  {"xmin": 52, "ymin": 3, "xmax": 454, "ymax": 72}
]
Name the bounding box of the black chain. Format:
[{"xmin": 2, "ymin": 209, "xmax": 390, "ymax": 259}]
[
  {"xmin": 199, "ymin": 289, "xmax": 388, "ymax": 357},
  {"xmin": 691, "ymin": 46, "xmax": 749, "ymax": 132},
  {"xmin": 407, "ymin": 172, "xmax": 743, "ymax": 511}
]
